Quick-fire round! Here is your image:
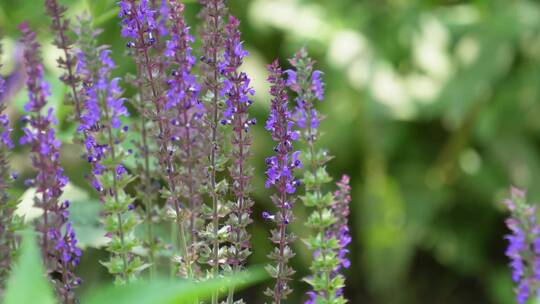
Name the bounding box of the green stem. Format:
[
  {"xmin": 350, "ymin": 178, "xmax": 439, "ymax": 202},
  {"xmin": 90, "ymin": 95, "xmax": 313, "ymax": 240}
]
[{"xmin": 102, "ymin": 90, "xmax": 129, "ymax": 283}]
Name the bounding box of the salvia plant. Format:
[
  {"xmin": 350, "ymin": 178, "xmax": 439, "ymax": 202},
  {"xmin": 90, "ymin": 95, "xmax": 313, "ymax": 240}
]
[
  {"xmin": 118, "ymin": 0, "xmax": 163, "ymax": 277},
  {"xmin": 285, "ymin": 49, "xmax": 348, "ymax": 304},
  {"xmin": 503, "ymin": 187, "xmax": 540, "ymax": 304},
  {"xmin": 0, "ymin": 40, "xmax": 19, "ymax": 295},
  {"xmin": 263, "ymin": 60, "xmax": 301, "ymax": 303},
  {"xmin": 19, "ymin": 22, "xmax": 81, "ymax": 301},
  {"xmin": 220, "ymin": 15, "xmax": 256, "ymax": 304},
  {"xmin": 0, "ymin": 0, "xmax": 355, "ymax": 303}
]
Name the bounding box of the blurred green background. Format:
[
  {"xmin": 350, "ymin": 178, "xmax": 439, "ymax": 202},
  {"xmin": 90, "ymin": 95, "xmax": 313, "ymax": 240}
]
[{"xmin": 2, "ymin": 0, "xmax": 538, "ymax": 303}]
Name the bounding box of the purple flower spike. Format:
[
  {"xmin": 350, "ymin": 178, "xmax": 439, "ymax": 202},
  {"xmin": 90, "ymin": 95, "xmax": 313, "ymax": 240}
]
[
  {"xmin": 503, "ymin": 187, "xmax": 540, "ymax": 303},
  {"xmin": 330, "ymin": 175, "xmax": 352, "ymax": 289},
  {"xmin": 264, "ymin": 60, "xmax": 299, "ymax": 303},
  {"xmin": 220, "ymin": 15, "xmax": 256, "ymax": 281},
  {"xmin": 77, "ymin": 19, "xmax": 139, "ymax": 283},
  {"xmin": 0, "ymin": 60, "xmax": 12, "ymax": 150},
  {"xmin": 19, "ymin": 22, "xmax": 81, "ymax": 300},
  {"xmin": 161, "ymin": 1, "xmax": 206, "ymax": 279},
  {"xmin": 0, "ymin": 40, "xmax": 17, "ymax": 292}
]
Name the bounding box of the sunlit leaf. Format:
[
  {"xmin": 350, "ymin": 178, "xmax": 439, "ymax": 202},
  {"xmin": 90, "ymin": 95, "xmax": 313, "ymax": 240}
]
[
  {"xmin": 4, "ymin": 230, "xmax": 56, "ymax": 304},
  {"xmin": 83, "ymin": 267, "xmax": 267, "ymax": 304}
]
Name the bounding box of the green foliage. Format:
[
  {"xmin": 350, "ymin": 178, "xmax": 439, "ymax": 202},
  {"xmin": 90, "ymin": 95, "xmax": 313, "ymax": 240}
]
[
  {"xmin": 83, "ymin": 267, "xmax": 266, "ymax": 304},
  {"xmin": 4, "ymin": 230, "xmax": 266, "ymax": 304},
  {"xmin": 4, "ymin": 230, "xmax": 56, "ymax": 304}
]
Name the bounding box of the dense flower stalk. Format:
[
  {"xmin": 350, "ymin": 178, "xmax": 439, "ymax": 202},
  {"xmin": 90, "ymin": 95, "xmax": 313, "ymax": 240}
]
[
  {"xmin": 165, "ymin": 1, "xmax": 206, "ymax": 278},
  {"xmin": 263, "ymin": 60, "xmax": 301, "ymax": 304},
  {"xmin": 118, "ymin": 0, "xmax": 167, "ymax": 277},
  {"xmin": 19, "ymin": 22, "xmax": 81, "ymax": 302},
  {"xmin": 219, "ymin": 15, "xmax": 256, "ymax": 303},
  {"xmin": 328, "ymin": 175, "xmax": 351, "ymax": 299},
  {"xmin": 0, "ymin": 42, "xmax": 18, "ymax": 294},
  {"xmin": 286, "ymin": 49, "xmax": 347, "ymax": 303},
  {"xmin": 199, "ymin": 0, "xmax": 229, "ymax": 296},
  {"xmin": 76, "ymin": 25, "xmax": 143, "ymax": 283},
  {"xmin": 44, "ymin": 0, "xmax": 83, "ymax": 121},
  {"xmin": 503, "ymin": 187, "xmax": 540, "ymax": 304}
]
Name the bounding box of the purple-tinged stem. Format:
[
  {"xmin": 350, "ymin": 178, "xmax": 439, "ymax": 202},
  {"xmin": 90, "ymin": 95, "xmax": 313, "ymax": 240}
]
[
  {"xmin": 19, "ymin": 22, "xmax": 80, "ymax": 302},
  {"xmin": 44, "ymin": 0, "xmax": 83, "ymax": 121},
  {"xmin": 264, "ymin": 60, "xmax": 301, "ymax": 304},
  {"xmin": 166, "ymin": 0, "xmax": 204, "ymax": 279},
  {"xmin": 219, "ymin": 15, "xmax": 255, "ymax": 303},
  {"xmin": 199, "ymin": 2, "xmax": 226, "ymax": 300}
]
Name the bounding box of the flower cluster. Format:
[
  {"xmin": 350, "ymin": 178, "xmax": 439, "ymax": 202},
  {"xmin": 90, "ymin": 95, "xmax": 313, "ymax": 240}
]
[
  {"xmin": 7, "ymin": 1, "xmax": 354, "ymax": 303},
  {"xmin": 263, "ymin": 60, "xmax": 301, "ymax": 304},
  {"xmin": 503, "ymin": 187, "xmax": 540, "ymax": 304},
  {"xmin": 0, "ymin": 41, "xmax": 18, "ymax": 293},
  {"xmin": 219, "ymin": 15, "xmax": 256, "ymax": 302},
  {"xmin": 119, "ymin": 0, "xmax": 156, "ymax": 44},
  {"xmin": 285, "ymin": 49, "xmax": 347, "ymax": 303},
  {"xmin": 327, "ymin": 175, "xmax": 352, "ymax": 300},
  {"xmin": 164, "ymin": 1, "xmax": 206, "ymax": 279},
  {"xmin": 119, "ymin": 0, "xmax": 166, "ymax": 276},
  {"xmin": 47, "ymin": 200, "xmax": 82, "ymax": 302},
  {"xmin": 19, "ymin": 22, "xmax": 81, "ymax": 301},
  {"xmin": 76, "ymin": 23, "xmax": 142, "ymax": 284}
]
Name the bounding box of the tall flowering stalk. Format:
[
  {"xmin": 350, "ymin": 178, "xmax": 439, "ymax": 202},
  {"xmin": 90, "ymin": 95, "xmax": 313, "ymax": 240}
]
[
  {"xmin": 199, "ymin": 0, "xmax": 229, "ymax": 296},
  {"xmin": 0, "ymin": 42, "xmax": 18, "ymax": 293},
  {"xmin": 119, "ymin": 0, "xmax": 168, "ymax": 277},
  {"xmin": 286, "ymin": 49, "xmax": 347, "ymax": 303},
  {"xmin": 219, "ymin": 15, "xmax": 256, "ymax": 303},
  {"xmin": 44, "ymin": 0, "xmax": 83, "ymax": 121},
  {"xmin": 165, "ymin": 1, "xmax": 206, "ymax": 278},
  {"xmin": 263, "ymin": 60, "xmax": 301, "ymax": 304},
  {"xmin": 503, "ymin": 187, "xmax": 540, "ymax": 303},
  {"xmin": 326, "ymin": 175, "xmax": 351, "ymax": 301},
  {"xmin": 19, "ymin": 22, "xmax": 81, "ymax": 302},
  {"xmin": 76, "ymin": 25, "xmax": 143, "ymax": 283}
]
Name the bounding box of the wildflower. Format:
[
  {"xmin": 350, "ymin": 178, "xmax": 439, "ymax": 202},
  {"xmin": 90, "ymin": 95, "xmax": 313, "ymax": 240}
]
[
  {"xmin": 19, "ymin": 22, "xmax": 81, "ymax": 300},
  {"xmin": 504, "ymin": 187, "xmax": 540, "ymax": 304},
  {"xmin": 0, "ymin": 40, "xmax": 17, "ymax": 292},
  {"xmin": 77, "ymin": 21, "xmax": 141, "ymax": 284},
  {"xmin": 118, "ymin": 0, "xmax": 167, "ymax": 277},
  {"xmin": 218, "ymin": 15, "xmax": 256, "ymax": 302},
  {"xmin": 287, "ymin": 48, "xmax": 348, "ymax": 303},
  {"xmin": 165, "ymin": 1, "xmax": 206, "ymax": 278},
  {"xmin": 263, "ymin": 60, "xmax": 300, "ymax": 303}
]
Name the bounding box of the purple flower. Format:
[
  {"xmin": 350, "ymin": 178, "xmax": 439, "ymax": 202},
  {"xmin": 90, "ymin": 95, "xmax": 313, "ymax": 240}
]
[
  {"xmin": 219, "ymin": 16, "xmax": 256, "ymax": 276},
  {"xmin": 311, "ymin": 70, "xmax": 324, "ymax": 101},
  {"xmin": 0, "ymin": 114, "xmax": 13, "ymax": 149},
  {"xmin": 0, "ymin": 41, "xmax": 16, "ymax": 292},
  {"xmin": 157, "ymin": 0, "xmax": 169, "ymax": 37},
  {"xmin": 503, "ymin": 187, "xmax": 540, "ymax": 303},
  {"xmin": 286, "ymin": 49, "xmax": 325, "ymax": 134},
  {"xmin": 119, "ymin": 0, "xmax": 156, "ymax": 44},
  {"xmin": 264, "ymin": 60, "xmax": 299, "ymax": 302},
  {"xmin": 79, "ymin": 48, "xmax": 129, "ymax": 178},
  {"xmin": 331, "ymin": 175, "xmax": 352, "ymax": 270},
  {"xmin": 0, "ymin": 59, "xmax": 11, "ymax": 150},
  {"xmin": 19, "ymin": 21, "xmax": 81, "ymax": 298}
]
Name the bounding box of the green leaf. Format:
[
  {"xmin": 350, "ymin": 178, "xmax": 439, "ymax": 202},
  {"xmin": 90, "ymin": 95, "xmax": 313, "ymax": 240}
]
[
  {"xmin": 83, "ymin": 267, "xmax": 267, "ymax": 304},
  {"xmin": 4, "ymin": 230, "xmax": 56, "ymax": 304}
]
